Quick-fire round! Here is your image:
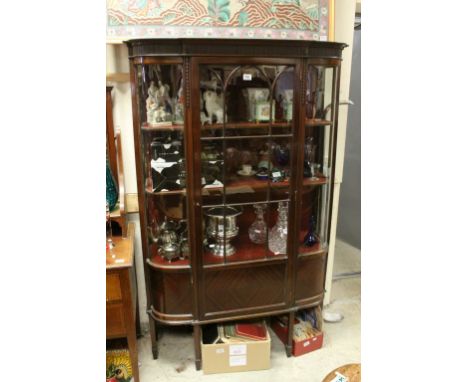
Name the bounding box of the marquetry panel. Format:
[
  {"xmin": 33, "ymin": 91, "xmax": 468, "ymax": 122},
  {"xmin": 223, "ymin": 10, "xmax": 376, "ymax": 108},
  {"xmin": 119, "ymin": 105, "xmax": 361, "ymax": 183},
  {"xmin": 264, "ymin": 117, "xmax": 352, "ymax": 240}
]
[
  {"xmin": 294, "ymin": 254, "xmax": 326, "ymax": 302},
  {"xmin": 150, "ymin": 270, "xmax": 193, "ymax": 315},
  {"xmin": 203, "ymin": 264, "xmax": 286, "ymax": 315}
]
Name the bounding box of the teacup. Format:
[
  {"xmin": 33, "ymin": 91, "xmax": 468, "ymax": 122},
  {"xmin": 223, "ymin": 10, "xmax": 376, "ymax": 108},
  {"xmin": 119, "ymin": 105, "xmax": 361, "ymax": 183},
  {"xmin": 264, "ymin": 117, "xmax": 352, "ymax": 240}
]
[{"xmin": 242, "ymin": 164, "xmax": 252, "ymax": 174}]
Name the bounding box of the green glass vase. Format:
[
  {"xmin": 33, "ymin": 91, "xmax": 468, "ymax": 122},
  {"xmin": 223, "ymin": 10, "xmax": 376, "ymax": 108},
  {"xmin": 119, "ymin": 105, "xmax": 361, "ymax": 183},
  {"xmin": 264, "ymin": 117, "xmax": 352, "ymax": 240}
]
[{"xmin": 106, "ymin": 161, "xmax": 118, "ymax": 211}]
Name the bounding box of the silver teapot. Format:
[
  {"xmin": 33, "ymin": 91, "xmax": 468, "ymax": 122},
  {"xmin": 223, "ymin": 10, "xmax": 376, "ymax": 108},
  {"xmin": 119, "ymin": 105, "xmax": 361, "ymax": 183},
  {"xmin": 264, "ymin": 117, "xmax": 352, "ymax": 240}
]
[{"xmin": 157, "ymin": 218, "xmax": 180, "ymax": 261}]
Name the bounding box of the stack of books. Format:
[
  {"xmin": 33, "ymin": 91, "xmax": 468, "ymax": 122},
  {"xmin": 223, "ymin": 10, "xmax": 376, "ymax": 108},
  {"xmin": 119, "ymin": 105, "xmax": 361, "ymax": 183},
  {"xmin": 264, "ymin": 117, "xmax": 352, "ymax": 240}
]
[{"xmin": 203, "ymin": 321, "xmax": 268, "ymax": 344}]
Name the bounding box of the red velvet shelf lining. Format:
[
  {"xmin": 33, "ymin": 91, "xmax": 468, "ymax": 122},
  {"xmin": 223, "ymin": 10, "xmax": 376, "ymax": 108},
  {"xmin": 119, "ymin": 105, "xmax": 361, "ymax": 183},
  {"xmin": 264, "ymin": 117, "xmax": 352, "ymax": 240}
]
[
  {"xmin": 298, "ymin": 229, "xmax": 324, "ymax": 255},
  {"xmin": 202, "ymin": 231, "xmax": 283, "ymax": 265}
]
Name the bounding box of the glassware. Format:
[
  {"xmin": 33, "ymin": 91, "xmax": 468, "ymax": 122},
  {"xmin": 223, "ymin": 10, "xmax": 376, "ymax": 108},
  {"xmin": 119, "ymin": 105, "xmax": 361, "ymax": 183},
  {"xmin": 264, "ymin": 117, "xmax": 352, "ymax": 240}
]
[
  {"xmin": 268, "ymin": 201, "xmax": 289, "ymax": 255},
  {"xmin": 273, "ymin": 142, "xmax": 290, "ymax": 166},
  {"xmin": 304, "ymin": 137, "xmax": 317, "ymax": 178},
  {"xmin": 303, "ymin": 215, "xmax": 318, "ymax": 247},
  {"xmin": 106, "ymin": 160, "xmax": 118, "ymax": 210},
  {"xmin": 248, "ymin": 204, "xmax": 267, "ymax": 244}
]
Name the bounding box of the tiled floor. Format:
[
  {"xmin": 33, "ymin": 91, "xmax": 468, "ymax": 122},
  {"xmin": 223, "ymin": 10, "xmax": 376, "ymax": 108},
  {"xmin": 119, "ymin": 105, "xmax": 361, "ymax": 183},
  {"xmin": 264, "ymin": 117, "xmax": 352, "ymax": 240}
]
[{"xmin": 136, "ymin": 239, "xmax": 361, "ymax": 381}]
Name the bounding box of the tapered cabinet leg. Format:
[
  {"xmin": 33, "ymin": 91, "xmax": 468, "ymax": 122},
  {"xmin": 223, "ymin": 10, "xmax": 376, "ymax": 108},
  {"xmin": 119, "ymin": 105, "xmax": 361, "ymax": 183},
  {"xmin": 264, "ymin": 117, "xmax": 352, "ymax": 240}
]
[
  {"xmin": 135, "ymin": 299, "xmax": 142, "ymax": 338},
  {"xmin": 149, "ymin": 316, "xmax": 158, "ymax": 359},
  {"xmin": 193, "ymin": 325, "xmax": 202, "ymax": 370},
  {"xmin": 286, "ymin": 311, "xmax": 295, "ymax": 357}
]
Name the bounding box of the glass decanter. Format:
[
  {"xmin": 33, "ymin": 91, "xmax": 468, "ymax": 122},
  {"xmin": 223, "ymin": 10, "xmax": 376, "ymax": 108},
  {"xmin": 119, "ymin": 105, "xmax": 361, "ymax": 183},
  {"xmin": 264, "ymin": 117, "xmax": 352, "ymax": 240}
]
[
  {"xmin": 248, "ymin": 204, "xmax": 267, "ymax": 244},
  {"xmin": 268, "ymin": 201, "xmax": 289, "ymax": 255},
  {"xmin": 303, "ymin": 215, "xmax": 318, "ymax": 247}
]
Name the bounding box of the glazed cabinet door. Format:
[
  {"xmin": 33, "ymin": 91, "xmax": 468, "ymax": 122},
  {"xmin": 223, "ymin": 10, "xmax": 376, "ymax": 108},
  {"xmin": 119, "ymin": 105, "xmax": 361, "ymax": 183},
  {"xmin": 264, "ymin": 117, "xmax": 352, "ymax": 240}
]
[
  {"xmin": 191, "ymin": 58, "xmax": 301, "ymax": 320},
  {"xmin": 132, "ymin": 59, "xmax": 195, "ymax": 322},
  {"xmin": 294, "ymin": 62, "xmax": 340, "ymax": 305}
]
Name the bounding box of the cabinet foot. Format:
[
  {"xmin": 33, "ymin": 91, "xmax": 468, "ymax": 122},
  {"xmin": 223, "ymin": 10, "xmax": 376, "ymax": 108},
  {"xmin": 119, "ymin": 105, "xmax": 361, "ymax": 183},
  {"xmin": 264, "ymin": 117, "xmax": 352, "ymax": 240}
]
[
  {"xmin": 285, "ymin": 345, "xmax": 292, "ymax": 357},
  {"xmin": 195, "ymin": 359, "xmax": 202, "ymax": 371}
]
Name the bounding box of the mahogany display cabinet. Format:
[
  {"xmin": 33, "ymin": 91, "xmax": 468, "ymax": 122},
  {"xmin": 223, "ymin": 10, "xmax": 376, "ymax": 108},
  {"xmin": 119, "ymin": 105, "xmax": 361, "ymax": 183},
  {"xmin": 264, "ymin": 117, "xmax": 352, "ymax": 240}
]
[{"xmin": 126, "ymin": 38, "xmax": 347, "ymax": 370}]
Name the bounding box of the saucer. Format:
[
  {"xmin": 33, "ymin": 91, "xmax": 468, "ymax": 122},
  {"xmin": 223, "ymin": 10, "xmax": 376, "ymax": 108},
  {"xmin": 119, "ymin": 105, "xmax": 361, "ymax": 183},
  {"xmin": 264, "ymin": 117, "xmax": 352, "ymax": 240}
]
[
  {"xmin": 237, "ymin": 170, "xmax": 256, "ymax": 177},
  {"xmin": 255, "ymin": 172, "xmax": 269, "ymax": 180}
]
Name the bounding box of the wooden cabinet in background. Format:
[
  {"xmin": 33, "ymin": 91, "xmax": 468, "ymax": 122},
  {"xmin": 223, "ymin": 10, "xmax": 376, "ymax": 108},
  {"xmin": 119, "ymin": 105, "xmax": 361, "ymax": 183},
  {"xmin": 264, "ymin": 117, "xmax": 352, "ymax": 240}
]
[{"xmin": 106, "ymin": 223, "xmax": 140, "ymax": 382}]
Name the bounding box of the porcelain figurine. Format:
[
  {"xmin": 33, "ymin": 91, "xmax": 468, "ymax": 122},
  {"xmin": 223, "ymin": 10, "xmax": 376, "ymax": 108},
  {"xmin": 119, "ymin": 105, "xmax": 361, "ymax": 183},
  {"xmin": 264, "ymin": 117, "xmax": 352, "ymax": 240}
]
[
  {"xmin": 203, "ymin": 90, "xmax": 224, "ymax": 124},
  {"xmin": 173, "ymin": 79, "xmax": 184, "ymax": 123},
  {"xmin": 282, "ymin": 89, "xmax": 293, "ymax": 121},
  {"xmin": 146, "ymin": 80, "xmax": 172, "ymax": 125},
  {"xmin": 200, "ymin": 111, "xmax": 211, "ymax": 125}
]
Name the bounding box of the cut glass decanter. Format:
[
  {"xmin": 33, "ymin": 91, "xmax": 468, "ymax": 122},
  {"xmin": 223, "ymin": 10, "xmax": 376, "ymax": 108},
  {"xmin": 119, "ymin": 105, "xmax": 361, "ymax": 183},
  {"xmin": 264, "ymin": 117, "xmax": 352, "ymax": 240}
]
[
  {"xmin": 248, "ymin": 204, "xmax": 267, "ymax": 244},
  {"xmin": 268, "ymin": 201, "xmax": 289, "ymax": 255}
]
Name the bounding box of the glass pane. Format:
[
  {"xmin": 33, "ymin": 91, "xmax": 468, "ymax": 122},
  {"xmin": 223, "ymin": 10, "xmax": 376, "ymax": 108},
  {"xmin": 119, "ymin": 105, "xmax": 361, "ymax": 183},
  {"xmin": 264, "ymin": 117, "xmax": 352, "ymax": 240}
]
[
  {"xmin": 199, "ymin": 63, "xmax": 295, "ymax": 265},
  {"xmin": 202, "ymin": 201, "xmax": 290, "ymax": 265},
  {"xmin": 299, "ymin": 65, "xmax": 336, "ymax": 255},
  {"xmin": 136, "ymin": 63, "xmax": 190, "ymax": 267}
]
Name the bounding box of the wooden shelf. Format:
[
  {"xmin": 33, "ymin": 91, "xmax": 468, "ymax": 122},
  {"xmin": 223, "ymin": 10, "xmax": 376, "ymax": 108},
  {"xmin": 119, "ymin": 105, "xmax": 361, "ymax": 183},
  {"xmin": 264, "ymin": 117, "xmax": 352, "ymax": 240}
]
[
  {"xmin": 202, "ymin": 175, "xmax": 327, "ymax": 195},
  {"xmin": 146, "ymin": 256, "xmax": 190, "ymax": 270},
  {"xmin": 202, "ymin": 121, "xmax": 292, "ymax": 130},
  {"xmin": 146, "ymin": 243, "xmax": 190, "ymax": 270},
  {"xmin": 142, "ymin": 122, "xmax": 184, "ymax": 131},
  {"xmin": 145, "ymin": 186, "xmax": 186, "ymax": 196},
  {"xmin": 143, "ymin": 175, "xmax": 326, "ymax": 197},
  {"xmin": 203, "ymin": 231, "xmax": 286, "ymax": 266},
  {"xmin": 305, "ymin": 118, "xmax": 333, "ymax": 126}
]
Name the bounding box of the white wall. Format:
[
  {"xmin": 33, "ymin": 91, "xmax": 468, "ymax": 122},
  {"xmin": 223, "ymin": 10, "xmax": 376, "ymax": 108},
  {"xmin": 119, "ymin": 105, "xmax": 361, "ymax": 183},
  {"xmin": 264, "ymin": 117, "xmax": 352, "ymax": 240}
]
[
  {"xmin": 324, "ymin": 0, "xmax": 357, "ymax": 305},
  {"xmin": 107, "ymin": 44, "xmax": 149, "ymax": 323}
]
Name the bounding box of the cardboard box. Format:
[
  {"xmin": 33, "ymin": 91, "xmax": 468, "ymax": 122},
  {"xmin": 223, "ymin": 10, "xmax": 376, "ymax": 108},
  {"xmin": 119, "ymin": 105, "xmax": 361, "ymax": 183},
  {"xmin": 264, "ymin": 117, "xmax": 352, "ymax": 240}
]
[
  {"xmin": 271, "ymin": 319, "xmax": 323, "ymax": 356},
  {"xmin": 201, "ymin": 330, "xmax": 271, "ymax": 374}
]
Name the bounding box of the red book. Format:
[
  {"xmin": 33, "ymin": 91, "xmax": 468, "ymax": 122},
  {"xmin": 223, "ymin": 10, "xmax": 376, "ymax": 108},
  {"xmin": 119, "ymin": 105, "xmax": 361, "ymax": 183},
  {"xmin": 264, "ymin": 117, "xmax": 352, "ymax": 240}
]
[{"xmin": 235, "ymin": 322, "xmax": 267, "ymax": 341}]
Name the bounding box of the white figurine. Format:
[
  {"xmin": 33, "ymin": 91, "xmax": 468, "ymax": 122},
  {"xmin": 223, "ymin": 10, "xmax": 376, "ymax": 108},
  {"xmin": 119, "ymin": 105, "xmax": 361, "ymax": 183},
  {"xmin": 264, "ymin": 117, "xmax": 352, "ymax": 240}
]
[
  {"xmin": 155, "ymin": 106, "xmax": 167, "ymax": 122},
  {"xmin": 203, "ymin": 90, "xmax": 224, "ymax": 124},
  {"xmin": 200, "ymin": 112, "xmax": 210, "ymax": 125},
  {"xmin": 146, "ymin": 80, "xmax": 173, "ymax": 125},
  {"xmin": 156, "ymin": 80, "xmax": 170, "ymax": 109}
]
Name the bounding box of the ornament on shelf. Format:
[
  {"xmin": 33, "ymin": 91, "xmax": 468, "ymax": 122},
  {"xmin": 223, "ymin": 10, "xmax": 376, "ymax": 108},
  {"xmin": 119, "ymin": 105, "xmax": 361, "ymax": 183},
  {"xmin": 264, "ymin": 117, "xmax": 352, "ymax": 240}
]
[
  {"xmin": 248, "ymin": 204, "xmax": 268, "ymax": 244},
  {"xmin": 146, "ymin": 80, "xmax": 172, "ymax": 125},
  {"xmin": 173, "ymin": 78, "xmax": 184, "ymax": 124},
  {"xmin": 157, "ymin": 218, "xmax": 180, "ymax": 261},
  {"xmin": 303, "ymin": 215, "xmax": 318, "ymax": 247},
  {"xmin": 205, "ymin": 206, "xmax": 242, "ymax": 257},
  {"xmin": 268, "ymin": 201, "xmax": 289, "ymax": 255},
  {"xmin": 203, "ymin": 90, "xmax": 225, "ymax": 124}
]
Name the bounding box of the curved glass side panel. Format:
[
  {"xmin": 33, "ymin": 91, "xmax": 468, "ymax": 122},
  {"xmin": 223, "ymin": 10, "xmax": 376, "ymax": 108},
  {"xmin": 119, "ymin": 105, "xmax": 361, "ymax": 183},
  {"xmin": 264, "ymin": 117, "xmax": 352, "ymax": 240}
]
[
  {"xmin": 298, "ymin": 65, "xmax": 337, "ymax": 256},
  {"xmin": 136, "ymin": 63, "xmax": 190, "ymax": 267}
]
